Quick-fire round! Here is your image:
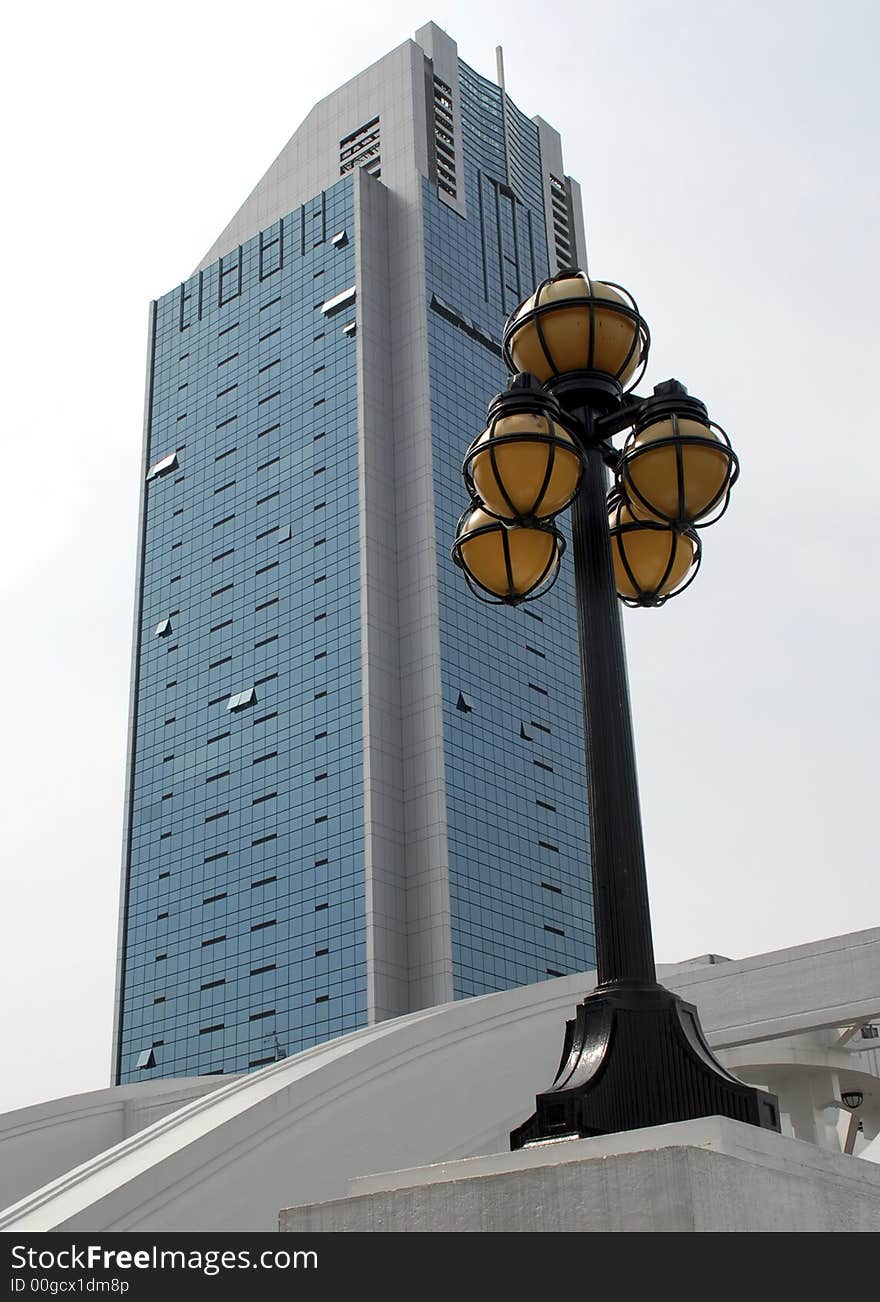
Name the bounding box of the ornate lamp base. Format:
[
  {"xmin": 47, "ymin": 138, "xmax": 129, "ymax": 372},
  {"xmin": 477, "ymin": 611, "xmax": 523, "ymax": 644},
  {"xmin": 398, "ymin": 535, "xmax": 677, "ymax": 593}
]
[{"xmin": 510, "ymin": 982, "xmax": 780, "ymax": 1149}]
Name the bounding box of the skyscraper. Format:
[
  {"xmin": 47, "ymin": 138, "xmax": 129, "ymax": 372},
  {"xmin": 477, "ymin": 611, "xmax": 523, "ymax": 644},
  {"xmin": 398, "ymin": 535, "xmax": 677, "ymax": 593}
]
[{"xmin": 113, "ymin": 22, "xmax": 594, "ymax": 1084}]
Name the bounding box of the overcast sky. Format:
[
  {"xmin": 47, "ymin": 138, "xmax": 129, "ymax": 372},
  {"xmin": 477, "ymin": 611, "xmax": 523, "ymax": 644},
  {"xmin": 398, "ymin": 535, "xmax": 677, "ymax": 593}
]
[{"xmin": 1, "ymin": 0, "xmax": 877, "ymax": 1117}]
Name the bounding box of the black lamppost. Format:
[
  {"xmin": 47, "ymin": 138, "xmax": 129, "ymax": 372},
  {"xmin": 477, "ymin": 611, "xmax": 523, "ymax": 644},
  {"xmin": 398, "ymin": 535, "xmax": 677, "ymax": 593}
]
[{"xmin": 452, "ymin": 269, "xmax": 780, "ymax": 1146}]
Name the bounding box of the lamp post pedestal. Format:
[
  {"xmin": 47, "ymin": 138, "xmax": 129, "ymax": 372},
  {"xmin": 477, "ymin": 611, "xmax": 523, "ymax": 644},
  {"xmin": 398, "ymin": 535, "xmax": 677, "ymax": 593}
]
[{"xmin": 510, "ymin": 982, "xmax": 779, "ymax": 1147}]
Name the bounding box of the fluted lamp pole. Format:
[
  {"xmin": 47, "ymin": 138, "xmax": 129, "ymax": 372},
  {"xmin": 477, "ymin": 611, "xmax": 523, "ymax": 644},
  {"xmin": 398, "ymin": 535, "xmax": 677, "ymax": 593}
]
[{"xmin": 452, "ymin": 270, "xmax": 779, "ymax": 1145}]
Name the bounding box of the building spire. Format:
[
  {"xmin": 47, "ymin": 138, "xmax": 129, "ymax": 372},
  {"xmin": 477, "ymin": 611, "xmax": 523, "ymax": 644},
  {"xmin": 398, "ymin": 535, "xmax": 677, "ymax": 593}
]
[{"xmin": 495, "ymin": 46, "xmax": 505, "ymax": 90}]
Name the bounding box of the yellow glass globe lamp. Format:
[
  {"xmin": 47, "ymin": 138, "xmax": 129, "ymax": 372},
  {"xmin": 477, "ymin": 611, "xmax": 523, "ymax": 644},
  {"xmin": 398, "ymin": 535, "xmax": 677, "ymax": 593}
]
[
  {"xmin": 451, "ymin": 504, "xmax": 564, "ymax": 605},
  {"xmin": 607, "ymin": 494, "xmax": 700, "ymax": 607},
  {"xmin": 620, "ymin": 383, "xmax": 738, "ymax": 528},
  {"xmin": 502, "ymin": 270, "xmax": 649, "ymax": 392},
  {"xmin": 463, "ymin": 373, "xmax": 584, "ymax": 523}
]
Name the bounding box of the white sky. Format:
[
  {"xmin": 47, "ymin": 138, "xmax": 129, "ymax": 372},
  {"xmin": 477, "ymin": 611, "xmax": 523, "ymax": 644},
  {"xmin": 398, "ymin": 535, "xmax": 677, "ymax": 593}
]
[{"xmin": 0, "ymin": 0, "xmax": 877, "ymax": 1117}]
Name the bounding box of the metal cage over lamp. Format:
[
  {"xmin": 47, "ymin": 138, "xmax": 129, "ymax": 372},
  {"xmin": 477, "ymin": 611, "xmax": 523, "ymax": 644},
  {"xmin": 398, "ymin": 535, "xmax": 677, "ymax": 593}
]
[
  {"xmin": 607, "ymin": 490, "xmax": 701, "ymax": 607},
  {"xmin": 462, "ymin": 373, "xmax": 584, "ymax": 525},
  {"xmin": 451, "ymin": 504, "xmax": 565, "ymax": 605},
  {"xmin": 502, "ymin": 269, "xmax": 650, "ymax": 398},
  {"xmin": 620, "ymin": 380, "xmax": 739, "ymax": 528}
]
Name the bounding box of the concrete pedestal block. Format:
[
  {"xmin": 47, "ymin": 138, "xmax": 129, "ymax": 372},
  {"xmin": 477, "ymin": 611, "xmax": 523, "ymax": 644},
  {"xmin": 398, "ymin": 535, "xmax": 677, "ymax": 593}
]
[{"xmin": 279, "ymin": 1116, "xmax": 880, "ymax": 1232}]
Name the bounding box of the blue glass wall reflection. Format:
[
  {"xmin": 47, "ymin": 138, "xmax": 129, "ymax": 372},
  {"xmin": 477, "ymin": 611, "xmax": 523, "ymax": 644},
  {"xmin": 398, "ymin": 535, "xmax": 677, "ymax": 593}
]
[
  {"xmin": 426, "ymin": 61, "xmax": 595, "ymax": 999},
  {"xmin": 118, "ymin": 178, "xmax": 366, "ymax": 1083}
]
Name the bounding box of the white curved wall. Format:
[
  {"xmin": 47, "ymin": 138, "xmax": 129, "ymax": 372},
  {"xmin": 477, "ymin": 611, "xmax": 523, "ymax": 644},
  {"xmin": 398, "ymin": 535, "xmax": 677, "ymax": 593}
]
[
  {"xmin": 0, "ymin": 1077, "xmax": 227, "ymax": 1211},
  {"xmin": 1, "ymin": 928, "xmax": 878, "ymax": 1233}
]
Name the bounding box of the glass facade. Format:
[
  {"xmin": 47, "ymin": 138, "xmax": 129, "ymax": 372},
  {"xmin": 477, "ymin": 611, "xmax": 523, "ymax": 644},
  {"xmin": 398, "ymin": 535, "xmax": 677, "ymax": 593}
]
[
  {"xmin": 117, "ymin": 180, "xmax": 367, "ymax": 1082},
  {"xmin": 429, "ymin": 62, "xmax": 593, "ymax": 999},
  {"xmin": 116, "ymin": 41, "xmax": 594, "ymax": 1083}
]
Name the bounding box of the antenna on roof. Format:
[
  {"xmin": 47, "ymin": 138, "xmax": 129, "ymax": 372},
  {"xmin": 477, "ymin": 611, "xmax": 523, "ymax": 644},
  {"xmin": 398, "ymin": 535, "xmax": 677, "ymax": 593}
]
[{"xmin": 496, "ymin": 46, "xmax": 506, "ymax": 91}]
